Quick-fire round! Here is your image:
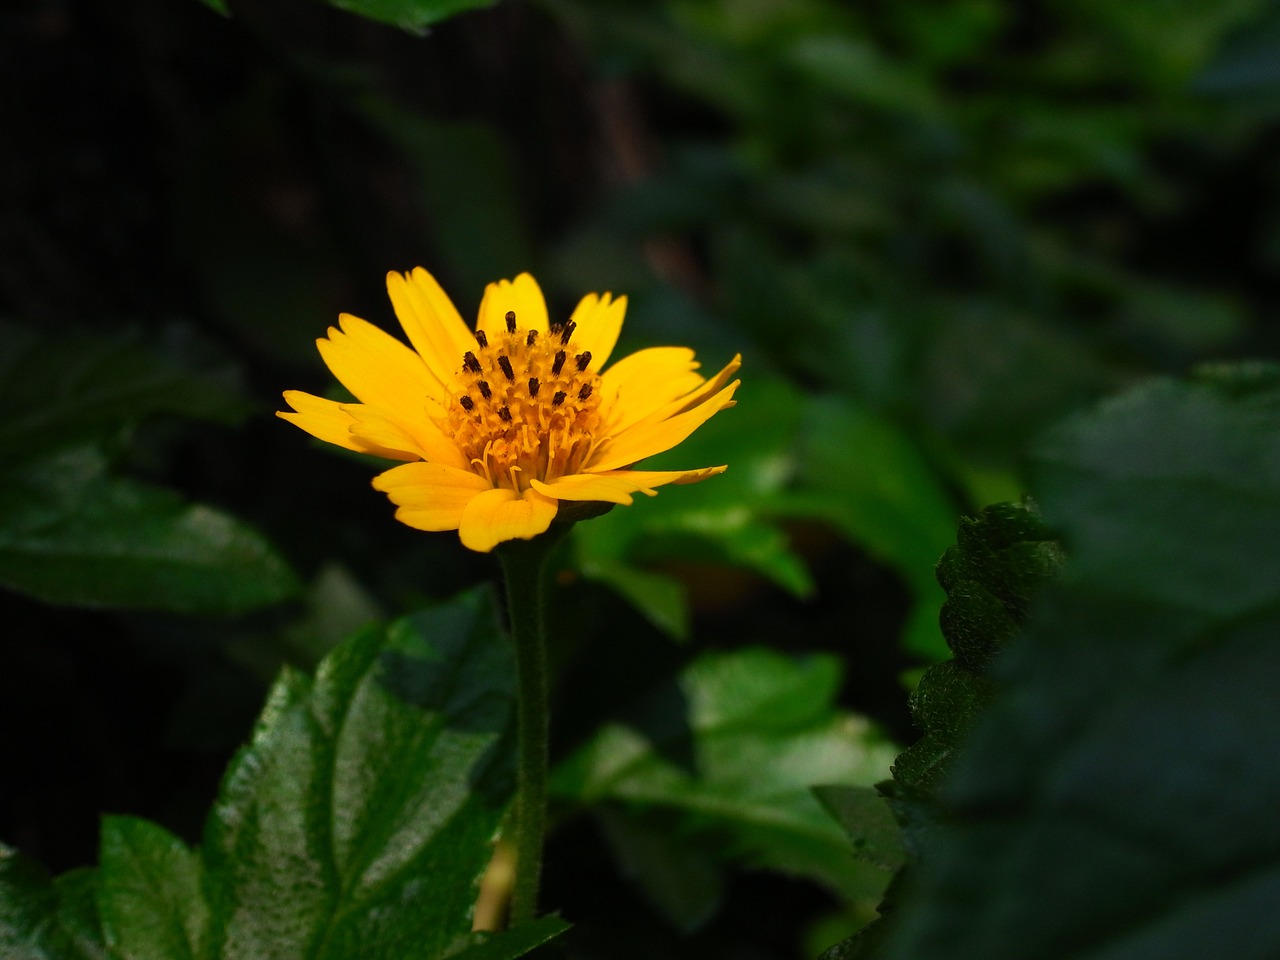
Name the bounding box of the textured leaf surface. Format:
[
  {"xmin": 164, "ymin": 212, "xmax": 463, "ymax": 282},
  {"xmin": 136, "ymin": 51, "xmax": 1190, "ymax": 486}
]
[
  {"xmin": 551, "ymin": 647, "xmax": 898, "ymax": 900},
  {"xmin": 202, "ymin": 587, "xmax": 517, "ymax": 959},
  {"xmin": 0, "ymin": 447, "xmax": 298, "ymax": 614},
  {"xmin": 878, "ymin": 366, "xmax": 1280, "ymax": 960},
  {"xmin": 0, "ymin": 845, "xmax": 107, "ymax": 960},
  {"xmin": 0, "ymin": 591, "xmax": 564, "ymax": 959},
  {"xmin": 98, "ymin": 818, "xmax": 207, "ymax": 960}
]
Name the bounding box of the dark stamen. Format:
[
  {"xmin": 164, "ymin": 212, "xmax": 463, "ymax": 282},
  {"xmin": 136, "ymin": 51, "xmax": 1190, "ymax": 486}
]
[
  {"xmin": 498, "ymin": 355, "xmax": 515, "ymax": 381},
  {"xmin": 526, "ymin": 330, "xmax": 538, "ymax": 347},
  {"xmin": 578, "ymin": 384, "xmax": 593, "ymax": 401},
  {"xmin": 460, "ymin": 396, "xmax": 474, "ymax": 411},
  {"xmin": 552, "ymin": 350, "xmax": 566, "ymax": 375},
  {"xmin": 549, "ymin": 322, "xmax": 563, "ymax": 338},
  {"xmin": 528, "ymin": 377, "xmax": 540, "ymax": 397},
  {"xmin": 463, "ymin": 351, "xmax": 482, "ymax": 374},
  {"xmin": 478, "ymin": 380, "xmax": 492, "ymax": 400},
  {"xmin": 498, "ymin": 405, "xmax": 512, "ymax": 422},
  {"xmin": 505, "ymin": 310, "xmax": 517, "ymax": 334},
  {"xmin": 559, "ymin": 320, "xmax": 576, "ymax": 344},
  {"xmin": 576, "ymin": 351, "xmax": 592, "ymax": 371},
  {"xmin": 552, "ymin": 390, "xmax": 567, "ymax": 407},
  {"xmin": 475, "ymin": 330, "xmax": 488, "ymax": 348}
]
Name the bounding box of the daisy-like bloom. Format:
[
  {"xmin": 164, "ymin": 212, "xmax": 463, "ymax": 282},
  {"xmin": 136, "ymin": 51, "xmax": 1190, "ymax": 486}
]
[{"xmin": 279, "ymin": 268, "xmax": 740, "ymax": 552}]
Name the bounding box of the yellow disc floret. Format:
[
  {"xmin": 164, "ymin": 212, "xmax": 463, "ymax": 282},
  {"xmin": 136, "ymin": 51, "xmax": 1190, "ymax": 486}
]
[{"xmin": 444, "ymin": 311, "xmax": 603, "ymax": 492}]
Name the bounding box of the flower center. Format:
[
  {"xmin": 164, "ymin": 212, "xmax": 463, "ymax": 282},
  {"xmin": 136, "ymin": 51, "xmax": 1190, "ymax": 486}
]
[{"xmin": 444, "ymin": 311, "xmax": 603, "ymax": 491}]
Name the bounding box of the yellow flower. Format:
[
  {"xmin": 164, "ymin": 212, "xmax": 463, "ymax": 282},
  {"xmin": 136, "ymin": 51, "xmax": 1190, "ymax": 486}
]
[{"xmin": 279, "ymin": 268, "xmax": 740, "ymax": 552}]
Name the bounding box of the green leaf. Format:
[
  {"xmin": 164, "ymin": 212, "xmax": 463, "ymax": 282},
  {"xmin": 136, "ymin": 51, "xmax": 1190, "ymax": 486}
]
[
  {"xmin": 0, "ymin": 845, "xmax": 107, "ymax": 960},
  {"xmin": 594, "ymin": 807, "xmax": 725, "ymax": 933},
  {"xmin": 98, "ymin": 818, "xmax": 207, "ymax": 960},
  {"xmin": 0, "ymin": 447, "xmax": 299, "ymax": 614},
  {"xmin": 443, "ymin": 917, "xmax": 571, "ymax": 959},
  {"xmin": 320, "ymin": 0, "xmax": 493, "ymax": 32},
  {"xmin": 574, "ymin": 377, "xmax": 817, "ymax": 637},
  {"xmin": 795, "ymin": 397, "xmax": 959, "ymax": 659},
  {"xmin": 812, "ymin": 786, "xmax": 906, "ymax": 873},
  {"xmin": 874, "ymin": 366, "xmax": 1280, "ymax": 960},
  {"xmin": 202, "ymin": 586, "xmax": 517, "ymax": 959},
  {"xmin": 0, "ymin": 323, "xmax": 247, "ymax": 467},
  {"xmin": 551, "ymin": 648, "xmax": 898, "ymax": 902},
  {"xmin": 195, "ymin": 0, "xmax": 230, "ymax": 16}
]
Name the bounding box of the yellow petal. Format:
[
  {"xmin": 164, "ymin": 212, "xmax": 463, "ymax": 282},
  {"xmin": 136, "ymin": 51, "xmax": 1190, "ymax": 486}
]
[
  {"xmin": 599, "ymin": 347, "xmax": 705, "ymax": 434},
  {"xmin": 386, "ymin": 268, "xmax": 474, "ymax": 388},
  {"xmin": 622, "ymin": 353, "xmax": 742, "ymax": 433},
  {"xmin": 530, "ymin": 466, "xmax": 726, "ymax": 505},
  {"xmin": 373, "ymin": 461, "xmax": 492, "ymax": 531},
  {"xmin": 569, "ymin": 292, "xmax": 627, "ymax": 371},
  {"xmin": 457, "ymin": 486, "xmax": 558, "ymax": 553},
  {"xmin": 343, "ymin": 404, "xmax": 469, "ymax": 470},
  {"xmin": 477, "ymin": 273, "xmax": 549, "ymax": 338},
  {"xmin": 277, "ymin": 391, "xmax": 418, "ymax": 460},
  {"xmin": 589, "ymin": 379, "xmax": 739, "ymax": 472},
  {"xmin": 316, "ymin": 313, "xmax": 445, "ymax": 410}
]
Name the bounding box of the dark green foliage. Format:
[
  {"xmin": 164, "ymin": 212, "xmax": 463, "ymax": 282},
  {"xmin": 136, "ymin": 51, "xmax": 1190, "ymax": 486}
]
[
  {"xmin": 9, "ymin": 0, "xmax": 1280, "ymax": 955},
  {"xmin": 0, "ymin": 847, "xmax": 107, "ymax": 960},
  {"xmin": 893, "ymin": 500, "xmax": 1063, "ymax": 795},
  {"xmin": 828, "ymin": 366, "xmax": 1280, "ymax": 959},
  {"xmin": 821, "ymin": 497, "xmax": 1063, "ymax": 957},
  {"xmin": 0, "ymin": 448, "xmax": 298, "ymax": 614},
  {"xmin": 551, "ymin": 648, "xmax": 898, "ymax": 927},
  {"xmin": 0, "ymin": 590, "xmax": 565, "ymax": 960},
  {"xmin": 0, "ymin": 326, "xmax": 297, "ymax": 614}
]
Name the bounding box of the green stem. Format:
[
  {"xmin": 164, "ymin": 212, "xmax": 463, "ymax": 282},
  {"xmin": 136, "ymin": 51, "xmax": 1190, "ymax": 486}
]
[{"xmin": 497, "ymin": 528, "xmax": 567, "ymax": 926}]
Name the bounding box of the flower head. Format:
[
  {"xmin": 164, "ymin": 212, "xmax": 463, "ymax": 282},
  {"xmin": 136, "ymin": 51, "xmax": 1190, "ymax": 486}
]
[{"xmin": 279, "ymin": 268, "xmax": 739, "ymax": 552}]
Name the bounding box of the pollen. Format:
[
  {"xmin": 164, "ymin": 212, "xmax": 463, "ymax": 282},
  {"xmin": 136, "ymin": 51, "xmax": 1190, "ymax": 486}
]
[{"xmin": 445, "ymin": 313, "xmax": 603, "ymax": 490}]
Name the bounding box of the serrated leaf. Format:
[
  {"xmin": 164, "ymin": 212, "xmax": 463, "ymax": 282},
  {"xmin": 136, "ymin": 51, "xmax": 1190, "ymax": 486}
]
[
  {"xmin": 98, "ymin": 818, "xmax": 207, "ymax": 960},
  {"xmin": 551, "ymin": 648, "xmax": 898, "ymax": 900},
  {"xmin": 202, "ymin": 587, "xmax": 518, "ymax": 959},
  {"xmin": 0, "ymin": 447, "xmax": 299, "ymax": 614},
  {"xmin": 0, "ymin": 845, "xmax": 107, "ymax": 960},
  {"xmin": 875, "ymin": 366, "xmax": 1280, "ymax": 960},
  {"xmin": 0, "ymin": 323, "xmax": 247, "ymax": 466}
]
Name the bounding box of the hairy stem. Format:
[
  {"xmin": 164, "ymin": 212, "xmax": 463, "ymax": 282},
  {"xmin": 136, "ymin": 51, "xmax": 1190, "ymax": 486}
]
[{"xmin": 497, "ymin": 528, "xmax": 567, "ymax": 925}]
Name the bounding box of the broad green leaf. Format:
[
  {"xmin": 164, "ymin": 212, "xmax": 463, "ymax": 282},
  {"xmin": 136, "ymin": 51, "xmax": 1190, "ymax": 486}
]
[
  {"xmin": 551, "ymin": 647, "xmax": 898, "ymax": 901},
  {"xmin": 873, "ymin": 366, "xmax": 1280, "ymax": 960},
  {"xmin": 202, "ymin": 587, "xmax": 518, "ymax": 959},
  {"xmin": 0, "ymin": 845, "xmax": 107, "ymax": 960},
  {"xmin": 321, "ymin": 0, "xmax": 493, "ymax": 32},
  {"xmin": 0, "ymin": 447, "xmax": 298, "ymax": 614},
  {"xmin": 98, "ymin": 818, "xmax": 207, "ymax": 960},
  {"xmin": 574, "ymin": 377, "xmax": 815, "ymax": 637},
  {"xmin": 795, "ymin": 396, "xmax": 959, "ymax": 659},
  {"xmin": 0, "ymin": 323, "xmax": 247, "ymax": 466}
]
